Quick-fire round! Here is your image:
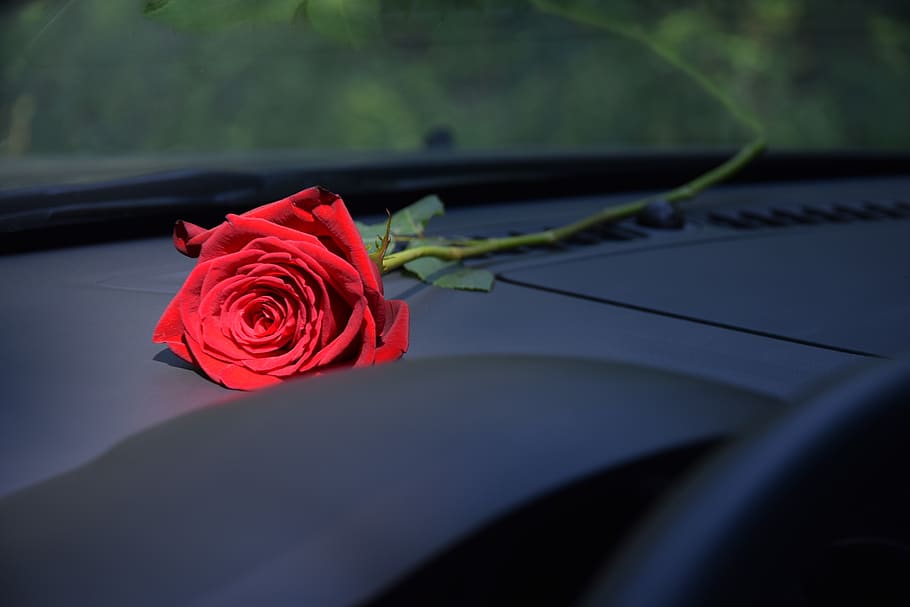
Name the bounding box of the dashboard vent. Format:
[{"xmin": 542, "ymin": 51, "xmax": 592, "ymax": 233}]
[
  {"xmin": 536, "ymin": 223, "xmax": 649, "ymax": 252},
  {"xmin": 707, "ymin": 200, "xmax": 910, "ymax": 230}
]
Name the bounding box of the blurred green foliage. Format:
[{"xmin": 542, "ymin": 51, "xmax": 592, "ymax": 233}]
[{"xmin": 1, "ymin": 0, "xmax": 908, "ymax": 157}]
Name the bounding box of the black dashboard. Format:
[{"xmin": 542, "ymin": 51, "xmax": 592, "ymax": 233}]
[{"xmin": 1, "ymin": 174, "xmax": 909, "ymax": 605}]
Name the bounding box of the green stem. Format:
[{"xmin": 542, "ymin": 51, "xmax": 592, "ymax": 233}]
[{"xmin": 382, "ymin": 1, "xmax": 767, "ymax": 274}]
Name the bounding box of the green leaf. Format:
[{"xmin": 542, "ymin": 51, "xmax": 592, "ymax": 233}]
[
  {"xmin": 356, "ymin": 220, "xmax": 387, "ymax": 248},
  {"xmin": 403, "ymin": 249, "xmax": 493, "ymax": 291},
  {"xmin": 302, "ymin": 0, "xmax": 381, "ymax": 46},
  {"xmin": 143, "ymin": 0, "xmax": 303, "ymax": 30},
  {"xmin": 356, "ymin": 194, "xmax": 444, "ymax": 252},
  {"xmin": 367, "ymin": 211, "xmax": 393, "ymax": 265},
  {"xmin": 403, "ymin": 256, "xmax": 458, "ymax": 281},
  {"xmin": 357, "ymin": 219, "xmax": 402, "ymax": 257},
  {"xmin": 389, "ymin": 194, "xmax": 445, "ymax": 237},
  {"xmin": 432, "ymin": 267, "xmax": 495, "ymax": 292}
]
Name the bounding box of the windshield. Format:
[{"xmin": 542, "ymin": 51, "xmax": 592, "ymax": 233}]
[{"xmin": 1, "ymin": 0, "xmax": 908, "ymax": 188}]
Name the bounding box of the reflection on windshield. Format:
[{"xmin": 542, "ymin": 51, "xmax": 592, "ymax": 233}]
[{"xmin": 0, "ymin": 0, "xmax": 908, "ymax": 166}]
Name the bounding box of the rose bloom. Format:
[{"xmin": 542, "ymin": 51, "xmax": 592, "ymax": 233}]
[{"xmin": 153, "ymin": 186, "xmax": 409, "ymax": 390}]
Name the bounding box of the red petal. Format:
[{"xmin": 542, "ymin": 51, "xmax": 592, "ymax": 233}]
[
  {"xmin": 220, "ymin": 364, "xmax": 283, "ymax": 390},
  {"xmin": 184, "ymin": 333, "xmax": 280, "ymax": 390},
  {"xmin": 173, "ymin": 220, "xmax": 210, "ymax": 258},
  {"xmin": 310, "ymin": 194, "xmax": 383, "ymax": 295},
  {"xmin": 151, "ymin": 290, "xmax": 195, "ymax": 362},
  {"xmin": 302, "ymin": 298, "xmax": 370, "ymax": 372},
  {"xmin": 374, "ymin": 299, "xmax": 409, "ymax": 364}
]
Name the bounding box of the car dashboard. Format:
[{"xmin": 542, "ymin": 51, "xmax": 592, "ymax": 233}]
[{"xmin": 1, "ymin": 174, "xmax": 909, "ymax": 605}]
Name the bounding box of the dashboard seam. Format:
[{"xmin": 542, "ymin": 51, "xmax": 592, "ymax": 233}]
[{"xmin": 496, "ymin": 275, "xmax": 884, "ymax": 359}]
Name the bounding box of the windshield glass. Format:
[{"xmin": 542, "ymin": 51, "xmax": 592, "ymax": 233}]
[{"xmin": 1, "ymin": 0, "xmax": 908, "ymax": 187}]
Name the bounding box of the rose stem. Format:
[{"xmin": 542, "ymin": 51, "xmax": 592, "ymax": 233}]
[{"xmin": 381, "ymin": 1, "xmax": 767, "ymax": 274}]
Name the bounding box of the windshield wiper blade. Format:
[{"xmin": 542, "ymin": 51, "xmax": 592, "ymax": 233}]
[
  {"xmin": 0, "ymin": 170, "xmax": 265, "ymax": 233},
  {"xmin": 2, "ymin": 151, "xmax": 707, "ymax": 235}
]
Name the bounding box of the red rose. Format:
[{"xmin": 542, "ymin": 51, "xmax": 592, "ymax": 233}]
[{"xmin": 153, "ymin": 186, "xmax": 409, "ymax": 390}]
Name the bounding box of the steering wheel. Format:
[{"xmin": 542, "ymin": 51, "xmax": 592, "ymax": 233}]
[{"xmin": 580, "ymin": 357, "xmax": 910, "ymax": 607}]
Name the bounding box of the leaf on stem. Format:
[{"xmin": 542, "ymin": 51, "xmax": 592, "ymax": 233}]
[
  {"xmin": 357, "ymin": 194, "xmax": 445, "ymax": 255},
  {"xmin": 361, "ymin": 193, "xmax": 491, "ymax": 290},
  {"xmin": 367, "ymin": 210, "xmax": 393, "ymax": 266},
  {"xmin": 432, "ymin": 267, "xmax": 495, "ymax": 291},
  {"xmin": 356, "ymin": 220, "xmax": 395, "ymax": 255},
  {"xmin": 389, "ymin": 194, "xmax": 444, "ymax": 237},
  {"xmin": 403, "ymin": 256, "xmax": 494, "ymax": 292},
  {"xmin": 403, "ymin": 256, "xmax": 458, "ymax": 280}
]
